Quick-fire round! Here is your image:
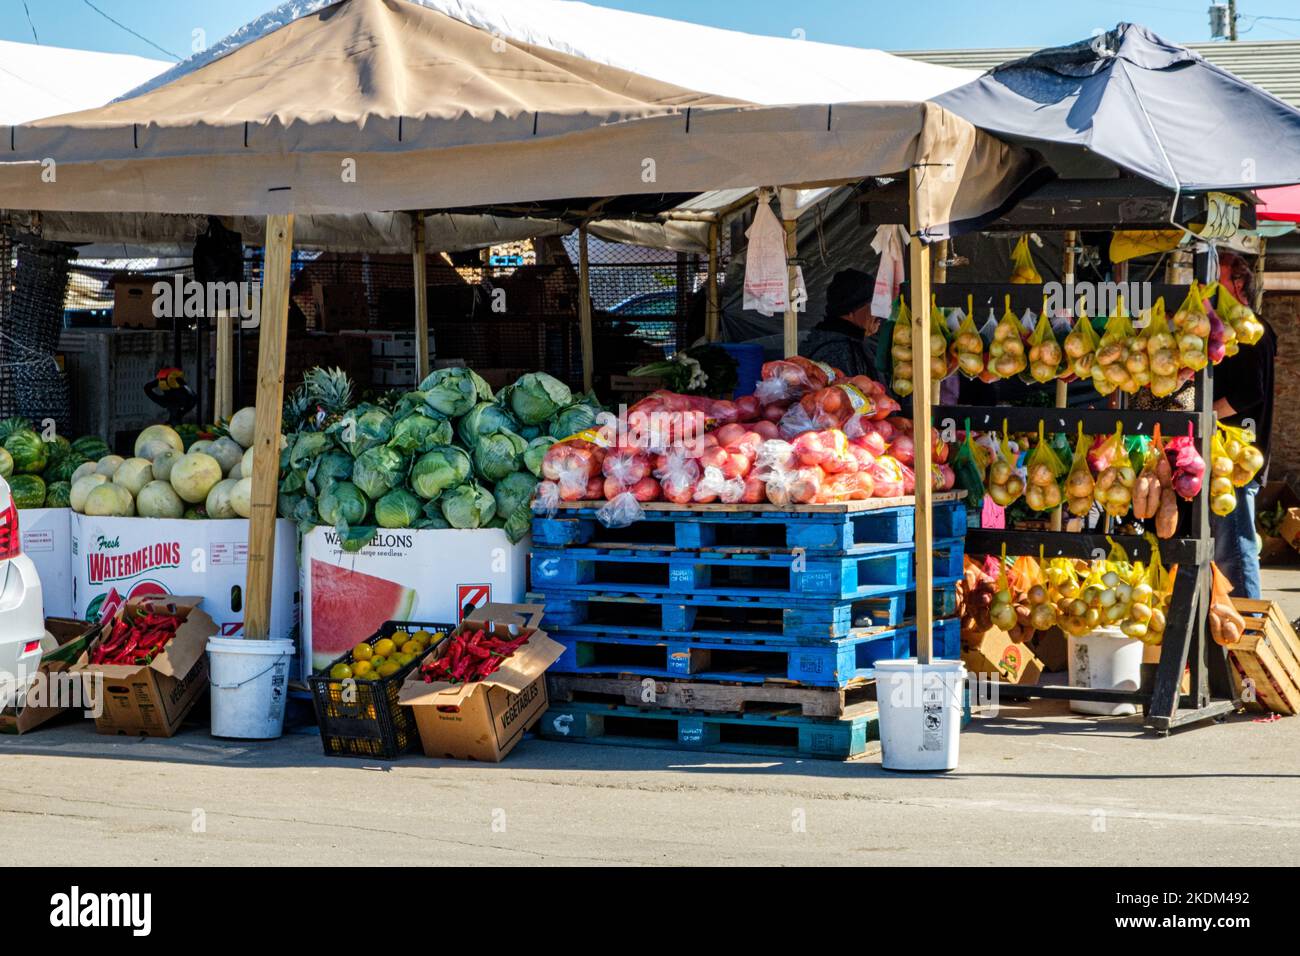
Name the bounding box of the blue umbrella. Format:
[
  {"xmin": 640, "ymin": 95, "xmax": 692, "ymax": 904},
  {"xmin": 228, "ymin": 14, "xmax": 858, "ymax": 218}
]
[{"xmin": 934, "ymin": 23, "xmax": 1300, "ymax": 193}]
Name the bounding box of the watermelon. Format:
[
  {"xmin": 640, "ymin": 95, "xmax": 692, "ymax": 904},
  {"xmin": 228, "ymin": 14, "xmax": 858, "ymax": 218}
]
[
  {"xmin": 0, "ymin": 417, "xmax": 32, "ymax": 443},
  {"xmin": 46, "ymin": 453, "xmax": 89, "ymax": 484},
  {"xmin": 309, "ymin": 558, "xmax": 416, "ymax": 670},
  {"xmin": 44, "ymin": 480, "xmax": 71, "ymax": 509},
  {"xmin": 9, "ymin": 474, "xmax": 46, "ymax": 509},
  {"xmin": 71, "ymin": 436, "xmax": 111, "ymax": 461},
  {"xmin": 44, "ymin": 434, "xmax": 72, "ymax": 465},
  {"xmin": 4, "ymin": 430, "xmax": 47, "ymax": 474},
  {"xmin": 0, "ymin": 448, "xmax": 11, "ymax": 479}
]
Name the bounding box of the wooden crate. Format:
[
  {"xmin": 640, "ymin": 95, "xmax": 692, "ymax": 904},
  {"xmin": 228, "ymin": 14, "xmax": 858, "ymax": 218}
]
[{"xmin": 1227, "ymin": 598, "xmax": 1300, "ymax": 715}]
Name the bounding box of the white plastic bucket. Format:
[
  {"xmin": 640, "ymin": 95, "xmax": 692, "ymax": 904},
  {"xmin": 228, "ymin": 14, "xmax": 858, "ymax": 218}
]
[
  {"xmin": 1067, "ymin": 627, "xmax": 1144, "ymax": 716},
  {"xmin": 207, "ymin": 637, "xmax": 295, "ymax": 739},
  {"xmin": 874, "ymin": 659, "xmax": 966, "ymax": 772}
]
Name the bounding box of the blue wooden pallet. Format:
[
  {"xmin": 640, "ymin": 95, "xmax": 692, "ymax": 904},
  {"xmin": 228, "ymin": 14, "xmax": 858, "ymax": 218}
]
[
  {"xmin": 531, "ymin": 537, "xmax": 964, "ymax": 602},
  {"xmin": 545, "ymin": 618, "xmax": 961, "ymax": 687},
  {"xmin": 538, "ymin": 576, "xmax": 961, "ymax": 642},
  {"xmin": 533, "ymin": 498, "xmax": 966, "ymax": 552},
  {"xmin": 538, "ymin": 699, "xmax": 879, "ymax": 760},
  {"xmin": 860, "ymin": 585, "xmax": 961, "ymax": 627}
]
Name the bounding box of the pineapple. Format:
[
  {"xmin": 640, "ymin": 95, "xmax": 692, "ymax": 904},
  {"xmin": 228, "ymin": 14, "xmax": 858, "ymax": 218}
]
[{"xmin": 288, "ymin": 366, "xmax": 354, "ymax": 432}]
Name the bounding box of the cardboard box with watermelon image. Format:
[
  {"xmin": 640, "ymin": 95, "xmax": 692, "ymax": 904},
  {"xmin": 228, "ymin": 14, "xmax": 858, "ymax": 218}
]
[
  {"xmin": 70, "ymin": 514, "xmax": 300, "ymax": 671},
  {"xmin": 301, "ymin": 526, "xmax": 528, "ymax": 679}
]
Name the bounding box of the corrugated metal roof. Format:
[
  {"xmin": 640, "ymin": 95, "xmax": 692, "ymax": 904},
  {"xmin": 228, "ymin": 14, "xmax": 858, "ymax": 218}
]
[{"xmin": 897, "ymin": 39, "xmax": 1300, "ymax": 107}]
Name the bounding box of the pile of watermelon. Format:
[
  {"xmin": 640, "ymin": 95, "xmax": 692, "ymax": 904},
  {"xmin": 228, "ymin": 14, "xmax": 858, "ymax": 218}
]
[{"xmin": 0, "ymin": 417, "xmax": 110, "ymax": 510}]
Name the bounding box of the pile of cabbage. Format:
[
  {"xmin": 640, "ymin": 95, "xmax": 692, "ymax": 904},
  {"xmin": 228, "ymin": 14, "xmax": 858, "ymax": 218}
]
[
  {"xmin": 0, "ymin": 418, "xmax": 116, "ymax": 510},
  {"xmin": 66, "ymin": 408, "xmax": 261, "ymax": 520},
  {"xmin": 278, "ymin": 367, "xmax": 598, "ymax": 550}
]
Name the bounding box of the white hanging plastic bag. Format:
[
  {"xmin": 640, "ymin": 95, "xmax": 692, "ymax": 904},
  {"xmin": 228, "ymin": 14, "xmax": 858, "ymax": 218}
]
[{"xmin": 743, "ymin": 201, "xmax": 791, "ymax": 317}]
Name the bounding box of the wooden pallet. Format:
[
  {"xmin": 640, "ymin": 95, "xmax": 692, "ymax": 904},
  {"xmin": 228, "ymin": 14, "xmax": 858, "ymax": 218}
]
[
  {"xmin": 545, "ymin": 618, "xmax": 962, "ymax": 686},
  {"xmin": 1227, "ymin": 598, "xmax": 1300, "ymax": 715},
  {"xmin": 531, "ymin": 538, "xmax": 963, "ymax": 602},
  {"xmin": 538, "ymin": 699, "xmax": 880, "ymax": 760},
  {"xmin": 534, "ymin": 498, "xmax": 966, "ymax": 552},
  {"xmin": 545, "ymin": 673, "xmax": 875, "ymax": 718}
]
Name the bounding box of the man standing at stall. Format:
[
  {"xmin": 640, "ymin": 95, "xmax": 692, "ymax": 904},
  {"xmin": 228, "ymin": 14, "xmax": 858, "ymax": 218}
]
[
  {"xmin": 802, "ymin": 269, "xmax": 881, "ymax": 379},
  {"xmin": 1212, "ymin": 254, "xmax": 1276, "ymax": 600}
]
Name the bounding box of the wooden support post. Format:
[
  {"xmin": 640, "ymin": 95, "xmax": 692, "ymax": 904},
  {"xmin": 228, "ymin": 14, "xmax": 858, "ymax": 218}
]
[
  {"xmin": 214, "ymin": 311, "xmax": 234, "ymax": 420},
  {"xmin": 908, "ymin": 167, "xmax": 935, "ymax": 664},
  {"xmin": 705, "ymin": 222, "xmax": 721, "ymax": 342},
  {"xmin": 782, "ymin": 215, "xmax": 799, "ymax": 358},
  {"xmin": 411, "ymin": 212, "xmax": 430, "ymax": 381},
  {"xmin": 578, "ymin": 224, "xmax": 594, "ymax": 393},
  {"xmin": 244, "ymin": 213, "xmax": 294, "ymax": 640}
]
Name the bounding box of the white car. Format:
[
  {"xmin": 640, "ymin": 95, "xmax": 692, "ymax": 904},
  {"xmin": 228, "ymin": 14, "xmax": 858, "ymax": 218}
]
[{"xmin": 0, "ymin": 476, "xmax": 46, "ymax": 708}]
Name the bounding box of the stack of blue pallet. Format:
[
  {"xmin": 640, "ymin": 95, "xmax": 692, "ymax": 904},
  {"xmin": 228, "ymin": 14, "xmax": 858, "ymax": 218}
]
[{"xmin": 529, "ymin": 498, "xmax": 966, "ymax": 760}]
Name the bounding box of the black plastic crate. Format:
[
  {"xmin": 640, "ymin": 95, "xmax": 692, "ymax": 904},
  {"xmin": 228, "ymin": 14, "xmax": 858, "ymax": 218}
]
[{"xmin": 308, "ymin": 621, "xmax": 453, "ymax": 759}]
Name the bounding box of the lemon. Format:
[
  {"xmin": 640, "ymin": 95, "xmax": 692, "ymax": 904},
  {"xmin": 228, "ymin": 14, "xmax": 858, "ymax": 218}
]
[
  {"xmin": 377, "ymin": 661, "xmax": 401, "ymax": 678},
  {"xmin": 412, "ymin": 630, "xmax": 431, "ymax": 643},
  {"xmin": 329, "ymin": 663, "xmax": 353, "ymax": 680},
  {"xmin": 369, "ymin": 656, "xmax": 386, "ymax": 668},
  {"xmin": 400, "ymin": 640, "xmax": 421, "ymax": 656},
  {"xmin": 373, "ymin": 638, "xmax": 397, "ymax": 658},
  {"xmin": 352, "ymin": 643, "xmax": 374, "ymax": 662},
  {"xmin": 352, "ymin": 659, "xmax": 373, "ymax": 677},
  {"xmin": 393, "ymin": 653, "xmax": 413, "ymax": 668}
]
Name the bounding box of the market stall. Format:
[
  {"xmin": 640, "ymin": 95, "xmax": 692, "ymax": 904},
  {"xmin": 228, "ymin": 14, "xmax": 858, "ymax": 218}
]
[{"xmin": 0, "ymin": 0, "xmax": 1038, "ymax": 750}]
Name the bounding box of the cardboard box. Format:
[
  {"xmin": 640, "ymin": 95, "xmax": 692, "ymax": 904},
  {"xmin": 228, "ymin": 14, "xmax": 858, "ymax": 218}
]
[
  {"xmin": 0, "ymin": 618, "xmax": 98, "ymax": 734},
  {"xmin": 370, "ymin": 357, "xmax": 418, "ymax": 388},
  {"xmin": 71, "ymin": 596, "xmax": 215, "ymax": 737},
  {"xmin": 112, "ymin": 277, "xmax": 164, "ymax": 329},
  {"xmin": 1278, "ymin": 507, "xmax": 1300, "ymax": 554},
  {"xmin": 20, "ymin": 507, "xmax": 73, "ymax": 617},
  {"xmin": 398, "ymin": 604, "xmax": 563, "ymax": 762},
  {"xmin": 71, "ymin": 514, "xmax": 299, "ymax": 671},
  {"xmin": 301, "ymin": 526, "xmax": 528, "ymax": 678},
  {"xmin": 962, "ymin": 627, "xmax": 1044, "ymax": 685},
  {"xmin": 1032, "ymin": 628, "xmax": 1068, "ymax": 672}
]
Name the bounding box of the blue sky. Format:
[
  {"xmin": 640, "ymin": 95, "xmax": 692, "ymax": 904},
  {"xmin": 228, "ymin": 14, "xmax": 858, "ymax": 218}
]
[{"xmin": 5, "ymin": 0, "xmax": 1300, "ymax": 62}]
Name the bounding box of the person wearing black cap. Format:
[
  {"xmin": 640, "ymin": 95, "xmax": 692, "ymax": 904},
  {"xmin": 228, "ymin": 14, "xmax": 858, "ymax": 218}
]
[{"xmin": 802, "ymin": 268, "xmax": 881, "ymax": 379}]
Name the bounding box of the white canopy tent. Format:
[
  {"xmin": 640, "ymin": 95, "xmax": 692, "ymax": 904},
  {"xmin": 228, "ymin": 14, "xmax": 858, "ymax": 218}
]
[
  {"xmin": 0, "ymin": 40, "xmax": 167, "ymax": 126},
  {"xmin": 0, "ymin": 0, "xmax": 1032, "ymax": 653}
]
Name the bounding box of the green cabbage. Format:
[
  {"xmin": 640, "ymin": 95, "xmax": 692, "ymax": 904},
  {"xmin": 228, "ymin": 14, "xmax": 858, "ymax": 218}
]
[
  {"xmin": 332, "ymin": 405, "xmax": 393, "ymax": 457},
  {"xmin": 3, "ymin": 430, "xmax": 48, "ymax": 474},
  {"xmin": 457, "ymin": 402, "xmax": 519, "ymax": 447},
  {"xmin": 318, "ymin": 481, "xmax": 369, "ymax": 527},
  {"xmin": 524, "ymin": 437, "xmax": 556, "ymax": 477},
  {"xmin": 417, "ymin": 367, "xmax": 494, "ymax": 418},
  {"xmin": 549, "ymin": 401, "xmax": 600, "ymax": 438},
  {"xmin": 44, "ymin": 480, "xmax": 72, "ymax": 509},
  {"xmin": 439, "ymin": 483, "xmax": 497, "ymax": 529},
  {"xmin": 472, "ymin": 429, "xmax": 526, "ymax": 483},
  {"xmin": 375, "ymin": 488, "xmax": 423, "ymax": 528},
  {"xmin": 388, "ymin": 411, "xmax": 452, "ymax": 455},
  {"xmin": 289, "ymin": 431, "xmax": 333, "ymax": 470},
  {"xmin": 410, "ymin": 446, "xmax": 471, "ymax": 499},
  {"xmin": 494, "ymin": 471, "xmax": 539, "ymax": 544},
  {"xmin": 9, "ymin": 474, "xmax": 46, "ymax": 509},
  {"xmin": 505, "ymin": 372, "xmax": 572, "ymax": 425},
  {"xmin": 352, "ymin": 445, "xmax": 407, "ymax": 500},
  {"xmin": 308, "ymin": 449, "xmax": 354, "ymax": 499}
]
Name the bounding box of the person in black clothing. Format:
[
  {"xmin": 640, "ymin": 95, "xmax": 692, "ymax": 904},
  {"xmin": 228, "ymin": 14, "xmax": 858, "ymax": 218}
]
[
  {"xmin": 1212, "ymin": 254, "xmax": 1276, "ymax": 599},
  {"xmin": 802, "ymin": 269, "xmax": 881, "ymax": 379}
]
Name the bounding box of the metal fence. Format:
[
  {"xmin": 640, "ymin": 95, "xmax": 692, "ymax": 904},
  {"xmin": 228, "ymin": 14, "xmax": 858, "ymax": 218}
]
[{"xmin": 54, "ymin": 234, "xmax": 731, "ymax": 406}]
